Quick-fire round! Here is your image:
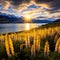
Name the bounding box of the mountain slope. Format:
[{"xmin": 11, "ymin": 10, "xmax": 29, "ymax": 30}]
[
  {"xmin": 54, "ymin": 19, "xmax": 60, "ymax": 22},
  {"xmin": 0, "ymin": 14, "xmax": 24, "ymax": 23},
  {"xmin": 0, "ymin": 13, "xmax": 53, "ymax": 23},
  {"xmin": 32, "ymin": 20, "xmax": 53, "ymax": 23},
  {"xmin": 0, "ymin": 15, "xmax": 53, "ymax": 23},
  {"xmin": 38, "ymin": 22, "xmax": 60, "ymax": 29}
]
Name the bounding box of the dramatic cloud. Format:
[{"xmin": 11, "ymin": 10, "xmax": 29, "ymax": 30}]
[{"xmin": 0, "ymin": 0, "xmax": 60, "ymax": 20}]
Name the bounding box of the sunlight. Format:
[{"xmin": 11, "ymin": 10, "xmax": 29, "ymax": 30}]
[
  {"xmin": 25, "ymin": 23, "xmax": 30, "ymax": 30},
  {"xmin": 23, "ymin": 14, "xmax": 32, "ymax": 22}
]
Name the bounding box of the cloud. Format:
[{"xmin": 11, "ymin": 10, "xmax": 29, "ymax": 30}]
[
  {"xmin": 0, "ymin": 0, "xmax": 60, "ymax": 20},
  {"xmin": 35, "ymin": 0, "xmax": 60, "ymax": 10},
  {"xmin": 0, "ymin": 0, "xmax": 50, "ymax": 11},
  {"xmin": 0, "ymin": 0, "xmax": 60, "ymax": 10},
  {"xmin": 4, "ymin": 1, "xmax": 11, "ymax": 10}
]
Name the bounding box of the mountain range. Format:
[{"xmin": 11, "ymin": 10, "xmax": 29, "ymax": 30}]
[
  {"xmin": 0, "ymin": 12, "xmax": 60, "ymax": 23},
  {"xmin": 55, "ymin": 19, "xmax": 60, "ymax": 22}
]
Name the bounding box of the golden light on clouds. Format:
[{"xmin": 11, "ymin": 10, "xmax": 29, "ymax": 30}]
[
  {"xmin": 0, "ymin": 0, "xmax": 59, "ymax": 20},
  {"xmin": 22, "ymin": 7, "xmax": 50, "ymax": 20},
  {"xmin": 38, "ymin": 4, "xmax": 49, "ymax": 8},
  {"xmin": 4, "ymin": 1, "xmax": 10, "ymax": 10},
  {"xmin": 23, "ymin": 14, "xmax": 32, "ymax": 22}
]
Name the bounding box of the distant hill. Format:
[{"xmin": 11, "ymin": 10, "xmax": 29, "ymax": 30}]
[
  {"xmin": 0, "ymin": 13, "xmax": 24, "ymax": 23},
  {"xmin": 30, "ymin": 22, "xmax": 60, "ymax": 32},
  {"xmin": 32, "ymin": 19, "xmax": 53, "ymax": 23},
  {"xmin": 0, "ymin": 13, "xmax": 54, "ymax": 23},
  {"xmin": 55, "ymin": 19, "xmax": 60, "ymax": 22}
]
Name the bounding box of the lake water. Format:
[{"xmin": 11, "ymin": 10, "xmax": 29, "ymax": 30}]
[{"xmin": 0, "ymin": 23, "xmax": 46, "ymax": 34}]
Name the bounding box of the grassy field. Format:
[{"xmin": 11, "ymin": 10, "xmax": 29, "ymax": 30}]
[{"xmin": 0, "ymin": 22, "xmax": 60, "ymax": 60}]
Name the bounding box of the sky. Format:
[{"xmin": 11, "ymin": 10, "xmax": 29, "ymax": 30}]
[{"xmin": 0, "ymin": 0, "xmax": 60, "ymax": 21}]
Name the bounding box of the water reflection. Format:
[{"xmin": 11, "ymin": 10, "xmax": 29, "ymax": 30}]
[
  {"xmin": 0, "ymin": 23, "xmax": 46, "ymax": 34},
  {"xmin": 25, "ymin": 23, "xmax": 30, "ymax": 30}
]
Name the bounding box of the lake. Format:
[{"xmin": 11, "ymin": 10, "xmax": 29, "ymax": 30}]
[{"xmin": 0, "ymin": 23, "xmax": 46, "ymax": 34}]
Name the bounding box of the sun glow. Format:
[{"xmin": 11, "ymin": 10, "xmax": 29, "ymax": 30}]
[
  {"xmin": 26, "ymin": 23, "xmax": 30, "ymax": 30},
  {"xmin": 23, "ymin": 14, "xmax": 32, "ymax": 22}
]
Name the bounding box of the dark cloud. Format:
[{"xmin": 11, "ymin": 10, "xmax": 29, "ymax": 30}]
[
  {"xmin": 7, "ymin": 0, "xmax": 30, "ymax": 6},
  {"xmin": 2, "ymin": 0, "xmax": 30, "ymax": 9},
  {"xmin": 35, "ymin": 0, "xmax": 53, "ymax": 3},
  {"xmin": 49, "ymin": 0, "xmax": 60, "ymax": 10},
  {"xmin": 35, "ymin": 0, "xmax": 60, "ymax": 10},
  {"xmin": 0, "ymin": 0, "xmax": 60, "ymax": 11},
  {"xmin": 0, "ymin": 0, "xmax": 60, "ymax": 19}
]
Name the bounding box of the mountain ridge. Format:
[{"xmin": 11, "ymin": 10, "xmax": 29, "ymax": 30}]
[
  {"xmin": 0, "ymin": 13, "xmax": 56, "ymax": 23},
  {"xmin": 54, "ymin": 19, "xmax": 60, "ymax": 22}
]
